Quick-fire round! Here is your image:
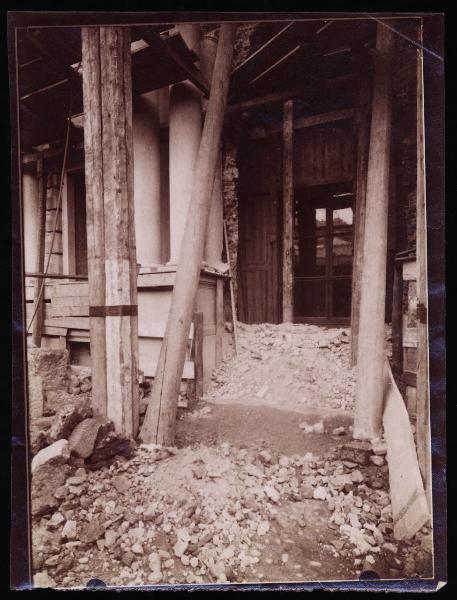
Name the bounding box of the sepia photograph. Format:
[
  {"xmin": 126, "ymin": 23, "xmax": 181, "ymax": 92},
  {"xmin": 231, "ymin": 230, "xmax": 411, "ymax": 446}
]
[{"xmin": 9, "ymin": 10, "xmax": 445, "ymax": 591}]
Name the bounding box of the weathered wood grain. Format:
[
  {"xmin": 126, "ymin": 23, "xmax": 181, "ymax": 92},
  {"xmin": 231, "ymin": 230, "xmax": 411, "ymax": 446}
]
[{"xmin": 354, "ymin": 22, "xmax": 394, "ymax": 440}]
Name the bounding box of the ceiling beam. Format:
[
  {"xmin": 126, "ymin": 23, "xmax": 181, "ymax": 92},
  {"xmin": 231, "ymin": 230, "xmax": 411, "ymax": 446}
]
[
  {"xmin": 248, "ymin": 107, "xmax": 354, "ymax": 139},
  {"xmin": 226, "ymin": 74, "xmax": 353, "ymax": 114}
]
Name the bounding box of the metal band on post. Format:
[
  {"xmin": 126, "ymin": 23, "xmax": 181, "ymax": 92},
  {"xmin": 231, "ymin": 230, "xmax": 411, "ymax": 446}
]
[{"xmin": 89, "ymin": 305, "xmax": 138, "ymax": 318}]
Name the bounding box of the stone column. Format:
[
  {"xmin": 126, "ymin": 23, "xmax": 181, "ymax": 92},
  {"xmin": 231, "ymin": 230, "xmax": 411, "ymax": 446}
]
[
  {"xmin": 168, "ymin": 24, "xmax": 202, "ymax": 264},
  {"xmin": 22, "ymin": 171, "xmax": 40, "ymax": 281},
  {"xmin": 201, "ymin": 29, "xmax": 224, "ymax": 266},
  {"xmin": 133, "ymin": 90, "xmax": 162, "ymax": 269}
]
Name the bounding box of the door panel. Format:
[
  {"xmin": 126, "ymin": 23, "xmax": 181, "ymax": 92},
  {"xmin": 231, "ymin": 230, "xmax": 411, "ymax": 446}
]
[{"xmin": 238, "ymin": 137, "xmax": 281, "ymax": 324}]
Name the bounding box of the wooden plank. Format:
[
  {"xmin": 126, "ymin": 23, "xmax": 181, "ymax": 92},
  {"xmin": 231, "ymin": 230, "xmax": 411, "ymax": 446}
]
[
  {"xmin": 249, "ymin": 108, "xmax": 354, "ymax": 140},
  {"xmin": 215, "ymin": 278, "xmax": 224, "ymax": 365},
  {"xmin": 51, "ymin": 295, "xmax": 89, "ymax": 307},
  {"xmin": 48, "ymin": 305, "xmax": 89, "ymax": 317},
  {"xmin": 282, "ymin": 99, "xmax": 294, "ymax": 322},
  {"xmin": 25, "ymin": 272, "xmax": 87, "ymax": 281},
  {"xmin": 50, "ymin": 282, "xmax": 89, "ymax": 297},
  {"xmin": 137, "ymin": 271, "xmax": 176, "ymax": 289},
  {"xmin": 42, "ymin": 326, "xmax": 68, "ymax": 336},
  {"xmin": 383, "ymin": 360, "xmax": 430, "ymax": 539},
  {"xmin": 25, "ymin": 284, "xmax": 60, "ymax": 300},
  {"xmin": 44, "ymin": 316, "xmax": 90, "ymax": 330},
  {"xmin": 193, "ymin": 312, "xmax": 204, "ymax": 401},
  {"xmin": 140, "ymin": 24, "xmax": 236, "ymax": 445},
  {"xmin": 415, "ymin": 24, "xmax": 431, "ymax": 507},
  {"xmin": 354, "ymin": 22, "xmax": 394, "ymax": 439},
  {"xmin": 81, "ymin": 26, "xmax": 107, "ymax": 419},
  {"xmin": 31, "ymin": 158, "xmax": 46, "ymax": 347},
  {"xmin": 67, "ymin": 329, "xmax": 90, "ymax": 342}
]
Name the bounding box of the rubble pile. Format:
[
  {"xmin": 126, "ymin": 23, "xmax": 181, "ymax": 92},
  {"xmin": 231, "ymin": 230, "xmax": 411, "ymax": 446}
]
[
  {"xmin": 206, "ymin": 323, "xmax": 356, "ymax": 412},
  {"xmin": 32, "ymin": 436, "xmax": 432, "ymax": 588}
]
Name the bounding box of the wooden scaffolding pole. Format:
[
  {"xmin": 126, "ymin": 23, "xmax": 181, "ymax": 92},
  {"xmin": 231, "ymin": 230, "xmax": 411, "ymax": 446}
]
[
  {"xmin": 82, "ymin": 26, "xmax": 139, "ymax": 436},
  {"xmin": 350, "ymin": 65, "xmax": 372, "ymax": 366},
  {"xmin": 31, "ymin": 158, "xmax": 46, "ymax": 348},
  {"xmin": 282, "ymin": 99, "xmax": 294, "ymax": 322},
  {"xmin": 415, "ymin": 23, "xmax": 432, "ymax": 507},
  {"xmin": 140, "ymin": 24, "xmax": 236, "ymax": 445},
  {"xmin": 353, "ymin": 22, "xmax": 394, "ymax": 440}
]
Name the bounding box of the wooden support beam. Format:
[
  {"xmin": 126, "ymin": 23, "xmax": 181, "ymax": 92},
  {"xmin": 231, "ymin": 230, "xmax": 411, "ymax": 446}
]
[
  {"xmin": 139, "ymin": 24, "xmax": 236, "ymax": 445},
  {"xmin": 226, "ymin": 75, "xmax": 353, "ymax": 115},
  {"xmin": 25, "ymin": 272, "xmax": 88, "ymax": 280},
  {"xmin": 415, "ymin": 24, "xmax": 432, "ymax": 508},
  {"xmin": 82, "ymin": 27, "xmax": 108, "ymax": 421},
  {"xmin": 193, "ymin": 312, "xmax": 204, "ymax": 401},
  {"xmin": 82, "ymin": 26, "xmax": 139, "ymax": 437},
  {"xmin": 31, "ymin": 158, "xmax": 46, "ymax": 347},
  {"xmin": 350, "ymin": 72, "xmax": 371, "ymax": 365},
  {"xmin": 282, "ymin": 99, "xmax": 294, "ymax": 323},
  {"xmin": 138, "ymin": 28, "xmax": 209, "ymax": 96},
  {"xmin": 354, "ymin": 22, "xmax": 394, "ymax": 440},
  {"xmin": 349, "ymin": 69, "xmax": 371, "ymax": 366}
]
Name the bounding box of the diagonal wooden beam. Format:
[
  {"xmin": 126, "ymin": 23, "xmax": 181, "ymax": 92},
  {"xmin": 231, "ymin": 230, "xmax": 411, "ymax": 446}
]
[{"xmin": 138, "ymin": 27, "xmax": 209, "ymax": 96}]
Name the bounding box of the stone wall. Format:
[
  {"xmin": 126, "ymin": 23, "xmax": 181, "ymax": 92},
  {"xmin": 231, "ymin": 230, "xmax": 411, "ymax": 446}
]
[
  {"xmin": 392, "ymin": 21, "xmax": 419, "ymax": 254},
  {"xmin": 221, "ymin": 24, "xmax": 257, "ymax": 320}
]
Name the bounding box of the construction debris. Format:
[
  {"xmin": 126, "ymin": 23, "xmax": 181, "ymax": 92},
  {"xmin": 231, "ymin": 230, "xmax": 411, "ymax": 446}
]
[
  {"xmin": 31, "ymin": 435, "xmax": 432, "ymax": 587},
  {"xmin": 205, "ymin": 323, "xmax": 356, "ymax": 412}
]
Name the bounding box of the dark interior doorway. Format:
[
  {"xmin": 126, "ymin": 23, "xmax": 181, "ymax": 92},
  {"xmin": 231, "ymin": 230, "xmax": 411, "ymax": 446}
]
[{"xmin": 293, "ymin": 182, "xmax": 354, "ymax": 325}]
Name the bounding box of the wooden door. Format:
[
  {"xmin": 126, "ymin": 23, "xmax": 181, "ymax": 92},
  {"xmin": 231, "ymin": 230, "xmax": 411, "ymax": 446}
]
[{"xmin": 238, "ymin": 136, "xmax": 281, "ymax": 323}]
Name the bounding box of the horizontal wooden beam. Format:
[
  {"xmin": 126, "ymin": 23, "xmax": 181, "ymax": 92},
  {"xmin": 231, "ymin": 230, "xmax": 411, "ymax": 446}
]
[
  {"xmin": 249, "ymin": 107, "xmax": 354, "ymax": 139},
  {"xmin": 25, "ymin": 271, "xmax": 88, "ymax": 280},
  {"xmin": 227, "ymin": 74, "xmax": 353, "ymax": 114},
  {"xmin": 22, "ymin": 142, "xmax": 84, "ymax": 165}
]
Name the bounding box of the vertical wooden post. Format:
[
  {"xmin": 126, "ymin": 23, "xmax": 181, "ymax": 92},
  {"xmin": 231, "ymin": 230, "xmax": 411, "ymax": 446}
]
[
  {"xmin": 139, "ymin": 24, "xmax": 236, "ymax": 445},
  {"xmin": 415, "ymin": 23, "xmax": 432, "ymax": 507},
  {"xmin": 82, "ymin": 26, "xmax": 139, "ymax": 437},
  {"xmin": 31, "ymin": 158, "xmax": 46, "ymax": 347},
  {"xmin": 354, "ymin": 22, "xmax": 394, "ymax": 440},
  {"xmin": 350, "ymin": 63, "xmax": 372, "ymax": 365},
  {"xmin": 82, "ymin": 27, "xmax": 107, "ymax": 419},
  {"xmin": 193, "ymin": 311, "xmax": 204, "ymax": 401},
  {"xmin": 215, "ymin": 278, "xmax": 224, "ymax": 365},
  {"xmin": 282, "ymin": 99, "xmax": 294, "ymax": 322}
]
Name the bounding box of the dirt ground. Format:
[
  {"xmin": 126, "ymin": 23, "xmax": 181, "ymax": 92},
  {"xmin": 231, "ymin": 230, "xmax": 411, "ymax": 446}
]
[{"xmin": 31, "ymin": 324, "xmax": 433, "ymax": 589}]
